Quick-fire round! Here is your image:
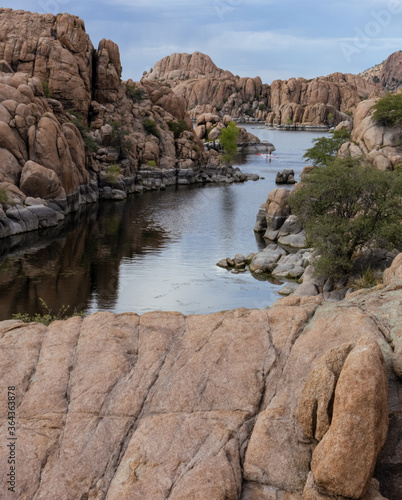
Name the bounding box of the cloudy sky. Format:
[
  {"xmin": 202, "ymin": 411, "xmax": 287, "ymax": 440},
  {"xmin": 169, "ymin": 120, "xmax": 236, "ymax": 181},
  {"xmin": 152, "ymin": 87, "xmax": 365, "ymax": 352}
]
[{"xmin": 2, "ymin": 0, "xmax": 402, "ymax": 83}]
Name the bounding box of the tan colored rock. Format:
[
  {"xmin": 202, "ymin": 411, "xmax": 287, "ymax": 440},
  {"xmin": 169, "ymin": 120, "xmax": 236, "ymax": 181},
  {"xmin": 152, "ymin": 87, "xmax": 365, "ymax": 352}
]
[
  {"xmin": 0, "ymin": 10, "xmax": 94, "ymax": 116},
  {"xmin": 311, "ymin": 337, "xmax": 388, "ymax": 498},
  {"xmin": 95, "ymin": 38, "xmax": 122, "ymax": 103},
  {"xmin": 20, "ymin": 160, "xmax": 64, "ymax": 199},
  {"xmin": 299, "ymin": 342, "xmax": 354, "ymax": 440},
  {"xmin": 383, "ymin": 253, "xmax": 402, "ymax": 287},
  {"xmin": 0, "ymin": 147, "xmax": 22, "ymax": 183}
]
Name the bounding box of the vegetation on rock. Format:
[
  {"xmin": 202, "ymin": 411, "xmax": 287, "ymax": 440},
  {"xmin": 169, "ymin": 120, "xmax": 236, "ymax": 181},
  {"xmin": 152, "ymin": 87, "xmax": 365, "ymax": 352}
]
[
  {"xmin": 125, "ymin": 83, "xmax": 144, "ymax": 102},
  {"xmin": 142, "ymin": 118, "xmax": 160, "ymax": 139},
  {"xmin": 168, "ymin": 119, "xmax": 189, "ymax": 139},
  {"xmin": 105, "ymin": 163, "xmax": 121, "ymax": 184},
  {"xmin": 0, "ymin": 187, "xmax": 8, "ymax": 206},
  {"xmin": 110, "ymin": 121, "xmax": 132, "ymax": 159},
  {"xmin": 290, "ymin": 157, "xmax": 402, "ymax": 278},
  {"xmin": 68, "ymin": 111, "xmax": 98, "ymax": 153},
  {"xmin": 372, "ymin": 93, "xmax": 402, "ymax": 127},
  {"xmin": 219, "ymin": 121, "xmax": 239, "ymax": 163},
  {"xmin": 41, "ymin": 80, "xmax": 51, "ymax": 98},
  {"xmin": 12, "ymin": 298, "xmax": 83, "ymax": 326}
]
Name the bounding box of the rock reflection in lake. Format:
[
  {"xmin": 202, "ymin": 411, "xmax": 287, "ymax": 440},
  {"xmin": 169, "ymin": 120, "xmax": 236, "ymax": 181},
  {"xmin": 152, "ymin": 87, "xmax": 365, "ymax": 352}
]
[{"xmin": 0, "ymin": 198, "xmax": 170, "ymax": 321}]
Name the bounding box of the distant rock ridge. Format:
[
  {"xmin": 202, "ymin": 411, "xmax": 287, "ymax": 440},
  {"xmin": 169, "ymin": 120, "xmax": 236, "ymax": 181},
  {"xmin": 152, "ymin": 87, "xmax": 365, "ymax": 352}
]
[
  {"xmin": 143, "ymin": 51, "xmax": 382, "ymax": 126},
  {"xmin": 360, "ymin": 50, "xmax": 402, "ymax": 91}
]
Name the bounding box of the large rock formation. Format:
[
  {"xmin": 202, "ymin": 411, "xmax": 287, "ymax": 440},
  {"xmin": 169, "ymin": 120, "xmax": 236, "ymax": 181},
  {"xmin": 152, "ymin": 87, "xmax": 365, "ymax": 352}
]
[
  {"xmin": 1, "ymin": 258, "xmax": 401, "ymax": 499},
  {"xmin": 143, "ymin": 52, "xmax": 381, "ymax": 126},
  {"xmin": 0, "ymin": 9, "xmax": 255, "ymax": 240}
]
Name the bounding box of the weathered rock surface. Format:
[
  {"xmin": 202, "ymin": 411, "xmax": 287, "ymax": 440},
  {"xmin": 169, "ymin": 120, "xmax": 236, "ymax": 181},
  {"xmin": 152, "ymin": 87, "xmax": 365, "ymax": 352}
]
[{"xmin": 0, "ymin": 268, "xmax": 401, "ymax": 499}]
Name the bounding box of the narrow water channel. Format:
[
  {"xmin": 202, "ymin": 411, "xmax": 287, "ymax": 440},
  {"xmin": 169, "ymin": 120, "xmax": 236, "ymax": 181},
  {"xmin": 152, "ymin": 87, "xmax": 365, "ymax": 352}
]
[{"xmin": 0, "ymin": 127, "xmax": 328, "ymax": 320}]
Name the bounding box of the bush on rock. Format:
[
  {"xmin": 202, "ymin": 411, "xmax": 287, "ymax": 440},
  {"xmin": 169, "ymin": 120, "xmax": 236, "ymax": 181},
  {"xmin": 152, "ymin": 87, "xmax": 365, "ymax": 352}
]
[{"xmin": 289, "ymin": 157, "xmax": 402, "ymax": 278}]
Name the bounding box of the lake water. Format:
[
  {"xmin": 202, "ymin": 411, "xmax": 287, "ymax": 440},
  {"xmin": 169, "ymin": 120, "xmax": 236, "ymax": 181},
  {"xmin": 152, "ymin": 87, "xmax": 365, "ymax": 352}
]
[{"xmin": 0, "ymin": 127, "xmax": 328, "ymax": 320}]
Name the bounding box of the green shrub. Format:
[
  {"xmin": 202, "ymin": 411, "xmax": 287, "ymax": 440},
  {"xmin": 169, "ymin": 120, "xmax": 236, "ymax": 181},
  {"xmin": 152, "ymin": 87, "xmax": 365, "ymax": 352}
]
[
  {"xmin": 12, "ymin": 298, "xmax": 83, "ymax": 326},
  {"xmin": 41, "ymin": 81, "xmax": 51, "ymax": 98},
  {"xmin": 143, "ymin": 118, "xmax": 160, "ymax": 139},
  {"xmin": 219, "ymin": 121, "xmax": 239, "ymax": 163},
  {"xmin": 105, "ymin": 163, "xmax": 121, "ymax": 184},
  {"xmin": 168, "ymin": 119, "xmax": 189, "ymax": 139},
  {"xmin": 0, "ymin": 187, "xmax": 8, "ymax": 205},
  {"xmin": 259, "ymin": 103, "xmax": 266, "ymax": 111},
  {"xmin": 125, "ymin": 83, "xmax": 144, "ymax": 102},
  {"xmin": 289, "ymin": 158, "xmax": 402, "ymax": 278},
  {"xmin": 394, "ymin": 163, "xmax": 402, "ymax": 174},
  {"xmin": 286, "ymin": 118, "xmax": 293, "ymax": 125},
  {"xmin": 344, "ymin": 110, "xmax": 353, "ymax": 116},
  {"xmin": 372, "ymin": 93, "xmax": 402, "ymax": 127},
  {"xmin": 147, "ymin": 160, "xmax": 156, "ymax": 167}
]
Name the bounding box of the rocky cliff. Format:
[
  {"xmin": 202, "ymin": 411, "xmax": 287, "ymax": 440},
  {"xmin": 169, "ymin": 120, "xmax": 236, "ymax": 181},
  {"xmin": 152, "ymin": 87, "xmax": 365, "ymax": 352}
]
[
  {"xmin": 143, "ymin": 52, "xmax": 381, "ymax": 127},
  {"xmin": 338, "ymin": 97, "xmax": 402, "ymax": 170},
  {"xmin": 0, "ymin": 10, "xmax": 249, "ymax": 240},
  {"xmin": 360, "ymin": 51, "xmax": 402, "ymax": 92},
  {"xmin": 1, "ymin": 255, "xmax": 401, "ymax": 499}
]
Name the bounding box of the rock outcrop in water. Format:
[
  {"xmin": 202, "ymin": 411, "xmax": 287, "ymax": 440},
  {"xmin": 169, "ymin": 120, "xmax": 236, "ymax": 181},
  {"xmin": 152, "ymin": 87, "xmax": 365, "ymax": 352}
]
[
  {"xmin": 1, "ymin": 256, "xmax": 401, "ymax": 499},
  {"xmin": 143, "ymin": 51, "xmax": 381, "ymax": 126},
  {"xmin": 0, "ymin": 9, "xmax": 261, "ymax": 239}
]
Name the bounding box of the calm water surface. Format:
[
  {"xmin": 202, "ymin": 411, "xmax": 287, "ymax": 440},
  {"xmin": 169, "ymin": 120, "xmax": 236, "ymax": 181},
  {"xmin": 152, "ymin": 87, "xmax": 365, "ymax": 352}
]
[{"xmin": 0, "ymin": 127, "xmax": 328, "ymax": 320}]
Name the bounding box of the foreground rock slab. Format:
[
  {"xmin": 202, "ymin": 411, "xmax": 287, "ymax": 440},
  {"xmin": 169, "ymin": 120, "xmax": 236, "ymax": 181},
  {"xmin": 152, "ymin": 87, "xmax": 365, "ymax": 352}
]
[{"xmin": 0, "ymin": 276, "xmax": 401, "ymax": 499}]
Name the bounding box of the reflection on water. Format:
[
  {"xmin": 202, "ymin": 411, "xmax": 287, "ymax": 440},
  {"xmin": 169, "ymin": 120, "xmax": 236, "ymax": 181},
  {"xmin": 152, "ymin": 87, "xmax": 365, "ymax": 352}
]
[{"xmin": 0, "ymin": 128, "xmax": 328, "ymax": 320}]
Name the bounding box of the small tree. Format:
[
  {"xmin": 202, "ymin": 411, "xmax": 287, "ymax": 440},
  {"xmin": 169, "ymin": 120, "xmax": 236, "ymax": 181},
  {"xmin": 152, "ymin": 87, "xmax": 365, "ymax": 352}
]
[
  {"xmin": 303, "ymin": 128, "xmax": 351, "ymax": 166},
  {"xmin": 372, "ymin": 93, "xmax": 402, "ymax": 127},
  {"xmin": 289, "ymin": 158, "xmax": 402, "ymax": 277},
  {"xmin": 110, "ymin": 121, "xmax": 132, "ymax": 158},
  {"xmin": 219, "ymin": 121, "xmax": 239, "ymax": 163},
  {"xmin": 168, "ymin": 119, "xmax": 189, "ymax": 139}
]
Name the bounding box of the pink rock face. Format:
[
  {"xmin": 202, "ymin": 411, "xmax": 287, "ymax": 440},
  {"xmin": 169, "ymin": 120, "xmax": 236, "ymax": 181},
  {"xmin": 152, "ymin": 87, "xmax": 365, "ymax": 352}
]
[{"xmin": 0, "ymin": 283, "xmax": 400, "ymax": 499}]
